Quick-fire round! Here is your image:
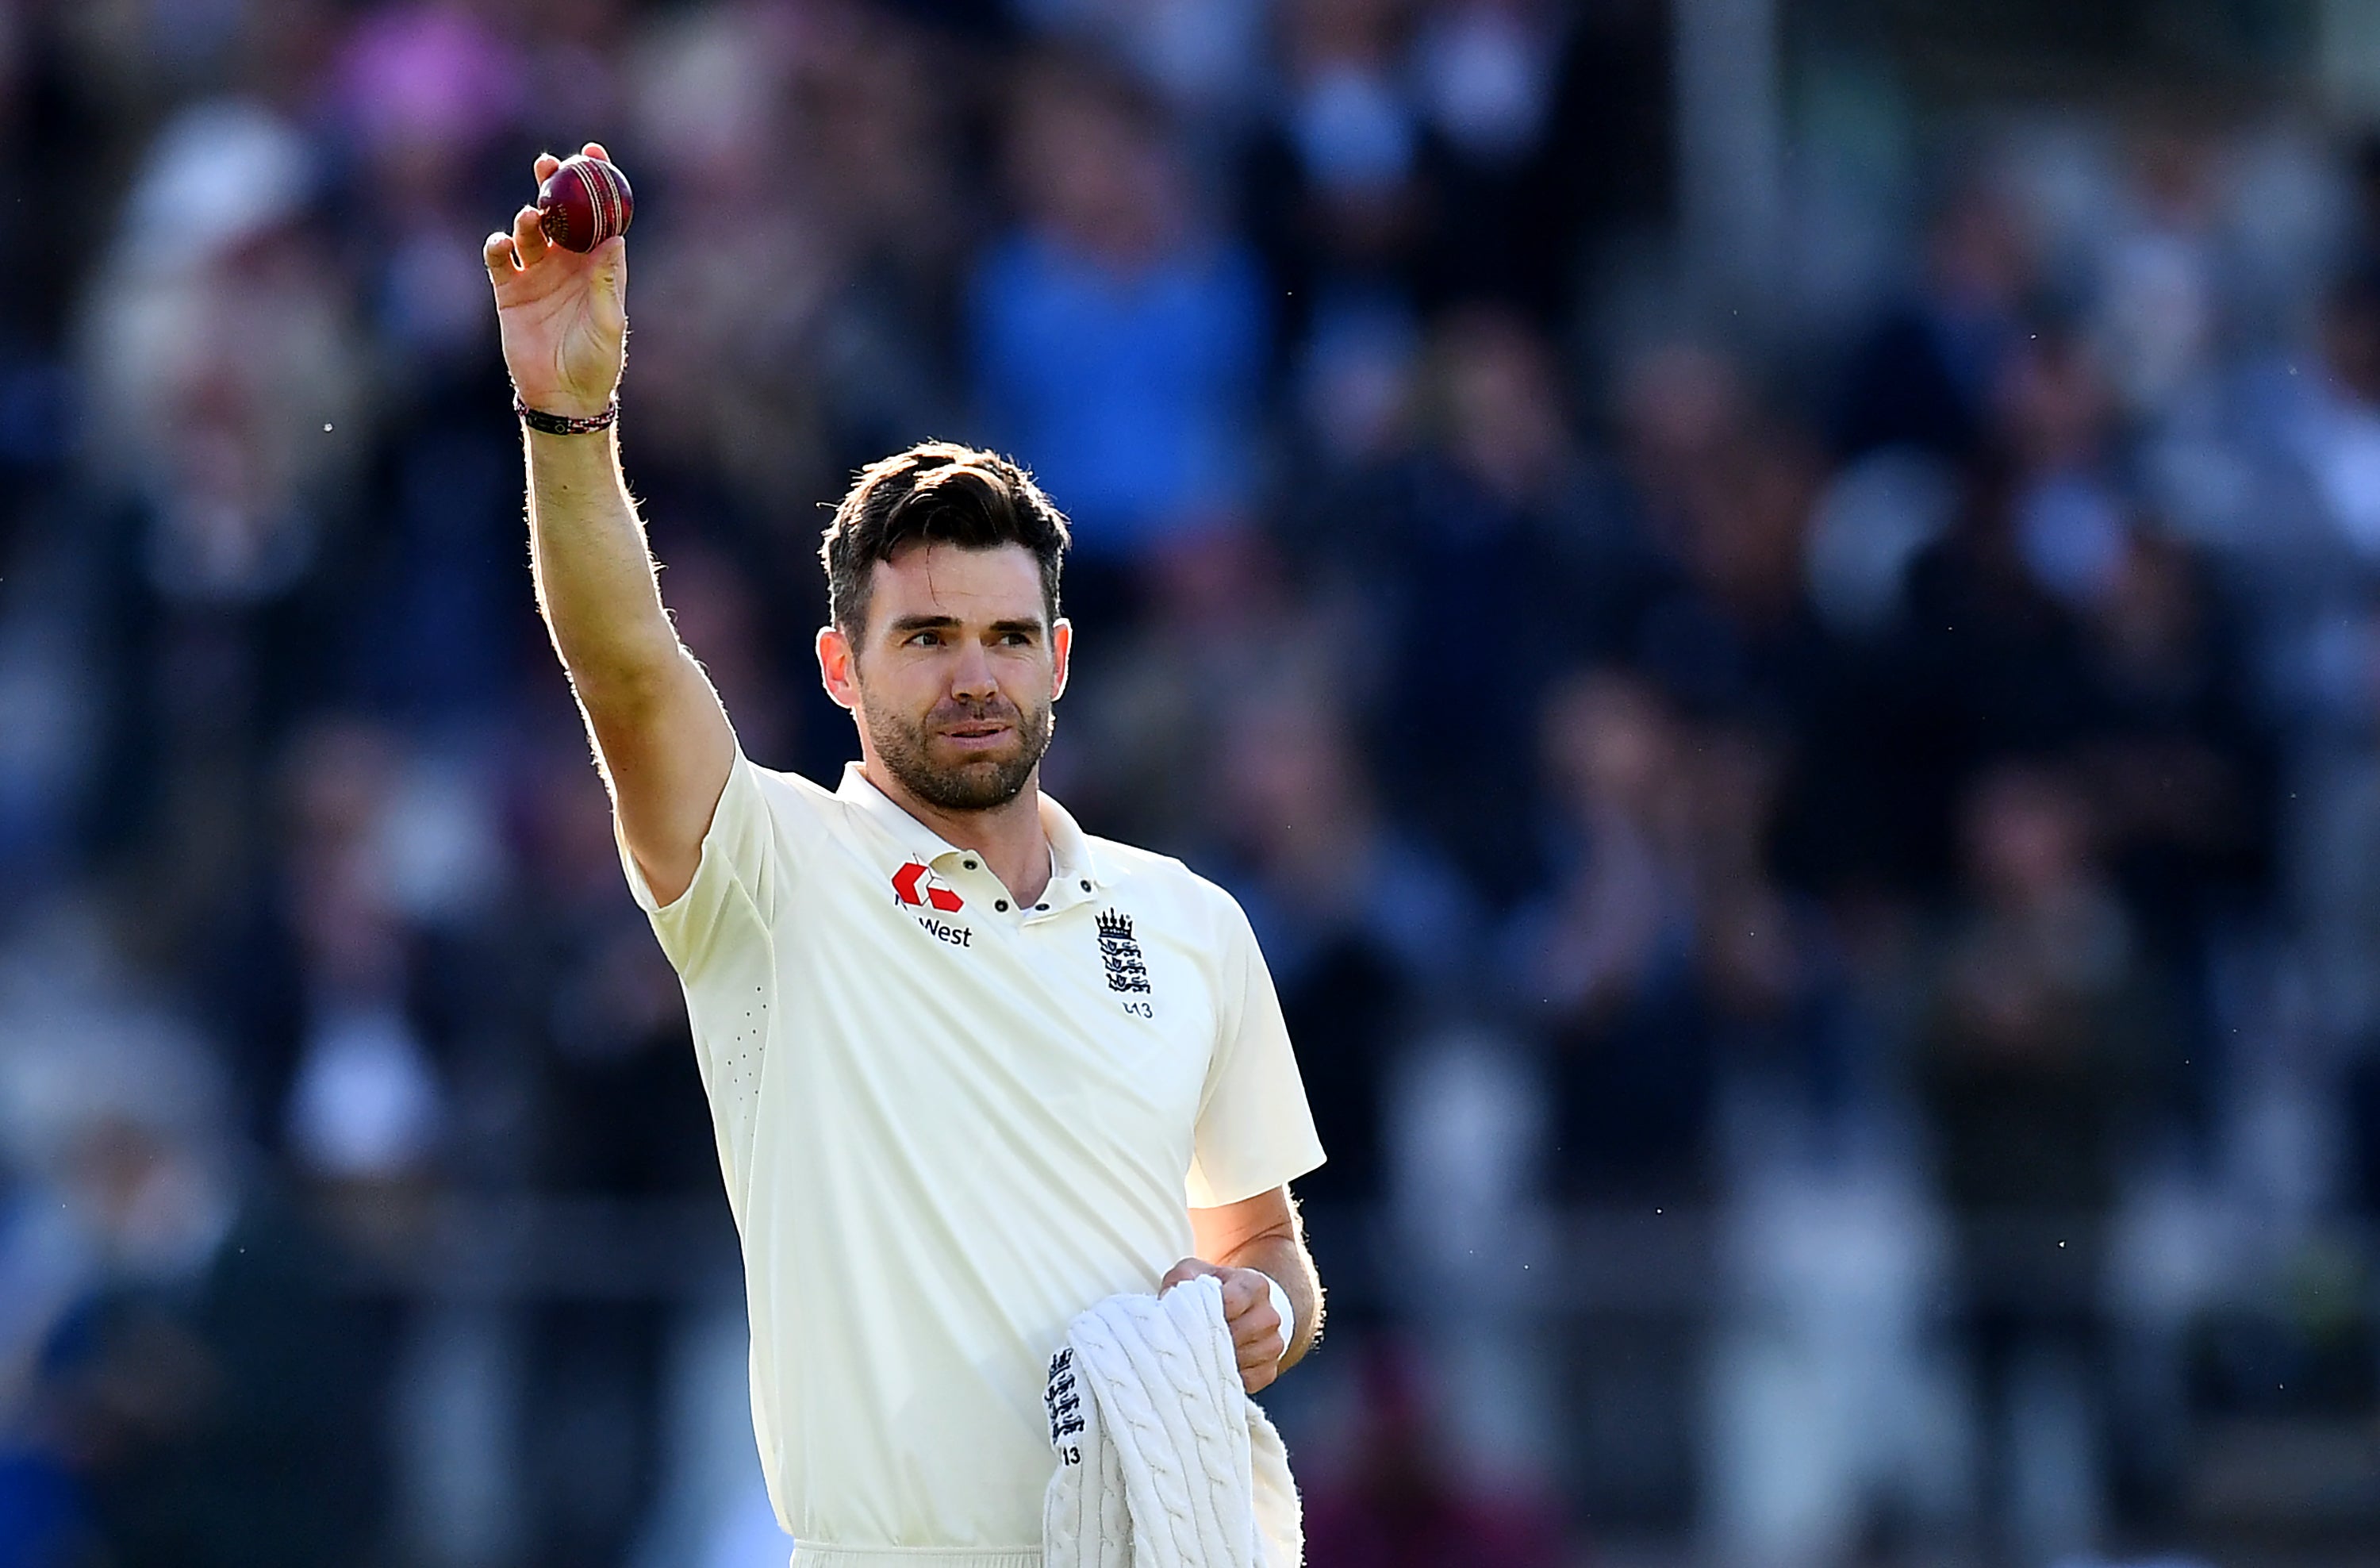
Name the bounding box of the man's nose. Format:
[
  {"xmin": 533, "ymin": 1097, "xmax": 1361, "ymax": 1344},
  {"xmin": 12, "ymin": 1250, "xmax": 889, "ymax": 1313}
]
[{"xmin": 949, "ymin": 640, "xmax": 997, "ymax": 701}]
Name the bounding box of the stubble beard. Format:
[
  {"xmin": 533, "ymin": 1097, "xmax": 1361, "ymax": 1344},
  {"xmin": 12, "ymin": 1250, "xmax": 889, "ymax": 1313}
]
[{"xmin": 863, "ymin": 688, "xmax": 1054, "ymax": 813}]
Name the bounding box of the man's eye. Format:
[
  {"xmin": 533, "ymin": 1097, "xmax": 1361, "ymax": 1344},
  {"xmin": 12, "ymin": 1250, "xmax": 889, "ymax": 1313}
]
[{"xmin": 908, "ymin": 632, "xmax": 942, "ymax": 647}]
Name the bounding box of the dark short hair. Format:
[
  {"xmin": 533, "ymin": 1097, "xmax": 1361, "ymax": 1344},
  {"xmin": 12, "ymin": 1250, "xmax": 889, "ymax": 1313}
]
[{"xmin": 820, "ymin": 442, "xmax": 1071, "ymax": 639}]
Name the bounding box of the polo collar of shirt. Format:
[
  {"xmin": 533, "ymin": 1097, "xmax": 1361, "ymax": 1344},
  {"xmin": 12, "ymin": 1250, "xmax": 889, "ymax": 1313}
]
[{"xmin": 835, "ymin": 762, "xmax": 1109, "ymax": 909}]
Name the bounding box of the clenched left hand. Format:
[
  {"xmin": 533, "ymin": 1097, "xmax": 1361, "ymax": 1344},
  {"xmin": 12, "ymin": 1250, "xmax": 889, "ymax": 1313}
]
[{"xmin": 1161, "ymin": 1258, "xmax": 1287, "ymax": 1394}]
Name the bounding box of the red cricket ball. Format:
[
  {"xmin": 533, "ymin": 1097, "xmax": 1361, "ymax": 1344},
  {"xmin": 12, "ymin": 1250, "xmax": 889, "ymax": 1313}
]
[{"xmin": 537, "ymin": 153, "xmax": 634, "ymax": 253}]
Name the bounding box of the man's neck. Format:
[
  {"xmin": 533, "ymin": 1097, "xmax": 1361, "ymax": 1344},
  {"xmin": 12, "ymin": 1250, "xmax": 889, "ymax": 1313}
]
[{"xmin": 862, "ymin": 762, "xmax": 1055, "ymax": 907}]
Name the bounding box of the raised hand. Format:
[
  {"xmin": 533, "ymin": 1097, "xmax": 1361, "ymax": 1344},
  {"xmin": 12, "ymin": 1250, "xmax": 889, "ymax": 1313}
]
[{"xmin": 484, "ymin": 142, "xmax": 628, "ymax": 421}]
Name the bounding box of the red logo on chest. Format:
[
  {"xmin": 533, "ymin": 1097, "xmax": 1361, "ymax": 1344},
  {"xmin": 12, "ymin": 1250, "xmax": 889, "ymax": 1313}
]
[{"xmin": 892, "ymin": 859, "xmax": 964, "ymax": 913}]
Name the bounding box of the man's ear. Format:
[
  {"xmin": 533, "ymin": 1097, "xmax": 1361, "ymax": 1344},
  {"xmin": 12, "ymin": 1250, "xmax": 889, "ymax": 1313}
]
[
  {"xmin": 817, "ymin": 625, "xmax": 858, "ymax": 712},
  {"xmin": 1052, "ymin": 617, "xmax": 1073, "ymax": 701}
]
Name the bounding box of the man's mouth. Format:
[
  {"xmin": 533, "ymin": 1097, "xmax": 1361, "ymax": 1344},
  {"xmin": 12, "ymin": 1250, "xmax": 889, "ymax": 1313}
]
[{"xmin": 939, "ymin": 721, "xmax": 1012, "ymax": 751}]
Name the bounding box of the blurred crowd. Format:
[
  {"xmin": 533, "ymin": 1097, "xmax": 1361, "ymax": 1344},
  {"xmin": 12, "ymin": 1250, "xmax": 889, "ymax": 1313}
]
[{"xmin": 2, "ymin": 0, "xmax": 2379, "ymax": 1565}]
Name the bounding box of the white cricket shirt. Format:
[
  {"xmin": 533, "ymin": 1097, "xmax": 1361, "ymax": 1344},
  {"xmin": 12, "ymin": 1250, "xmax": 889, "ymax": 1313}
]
[{"xmin": 619, "ymin": 751, "xmax": 1326, "ymax": 1560}]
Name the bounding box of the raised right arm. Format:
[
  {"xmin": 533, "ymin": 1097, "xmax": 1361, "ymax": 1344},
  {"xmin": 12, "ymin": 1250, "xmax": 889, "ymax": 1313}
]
[{"xmin": 486, "ymin": 144, "xmax": 733, "ymax": 906}]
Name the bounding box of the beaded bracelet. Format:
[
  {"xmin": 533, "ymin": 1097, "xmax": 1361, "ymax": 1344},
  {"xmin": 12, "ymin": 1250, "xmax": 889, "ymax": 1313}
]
[{"xmin": 513, "ymin": 394, "xmax": 618, "ymax": 436}]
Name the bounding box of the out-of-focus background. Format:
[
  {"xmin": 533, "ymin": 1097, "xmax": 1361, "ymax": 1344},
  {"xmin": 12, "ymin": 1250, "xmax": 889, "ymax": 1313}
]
[{"xmin": 7, "ymin": 1, "xmax": 2380, "ymax": 1565}]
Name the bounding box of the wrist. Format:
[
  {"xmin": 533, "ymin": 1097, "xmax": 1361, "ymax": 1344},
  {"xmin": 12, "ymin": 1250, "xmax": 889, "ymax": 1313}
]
[{"xmin": 514, "ymin": 391, "xmax": 618, "ymax": 435}]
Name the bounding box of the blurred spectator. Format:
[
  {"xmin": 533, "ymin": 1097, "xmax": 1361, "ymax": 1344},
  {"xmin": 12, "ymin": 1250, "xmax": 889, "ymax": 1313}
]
[
  {"xmin": 514, "ymin": 737, "xmax": 715, "ymax": 1201},
  {"xmin": 325, "ymin": 8, "xmax": 579, "ymax": 734},
  {"xmin": 973, "ymin": 50, "xmax": 1266, "ymax": 599},
  {"xmin": 1245, "ymin": 0, "xmax": 1428, "ymax": 358},
  {"xmin": 187, "ymin": 714, "xmax": 519, "ymax": 1231},
  {"xmin": 1356, "ymin": 309, "xmax": 1660, "ymax": 901},
  {"xmin": 790, "ymin": 6, "xmax": 969, "ymax": 473},
  {"xmin": 1920, "ymin": 763, "xmax": 2165, "ymax": 1221},
  {"xmin": 1512, "ymin": 671, "xmax": 1857, "ymax": 1199},
  {"xmin": 1207, "ymin": 686, "xmax": 1478, "ymax": 1212},
  {"xmin": 81, "ymin": 100, "xmax": 358, "ymax": 589},
  {"xmin": 271, "ymin": 721, "xmax": 459, "ymax": 1197},
  {"xmin": 1917, "ymin": 763, "xmax": 2171, "ymax": 1559},
  {"xmin": 1630, "ymin": 405, "xmax": 1833, "ymax": 729},
  {"xmin": 1997, "ymin": 326, "xmax": 2133, "ymax": 610},
  {"xmin": 2073, "ymin": 530, "xmax": 2274, "ymax": 974},
  {"xmin": 1409, "ymin": 0, "xmax": 1568, "ymax": 315},
  {"xmin": 1285, "ymin": 289, "xmax": 1422, "ymax": 475},
  {"xmin": 1050, "ymin": 523, "xmax": 1328, "ymax": 846},
  {"xmin": 628, "ymin": 2, "xmax": 959, "ymax": 525},
  {"xmin": 334, "ymin": 4, "xmax": 520, "ymax": 400},
  {"xmin": 1508, "ymin": 671, "xmax": 1718, "ymax": 1202},
  {"xmin": 6, "ymin": 1003, "xmax": 384, "ymax": 1568},
  {"xmin": 1872, "ymin": 449, "xmax": 2101, "ymax": 891},
  {"xmin": 622, "ymin": 0, "xmax": 826, "ymax": 507},
  {"xmin": 1688, "ymin": 724, "xmax": 1863, "ymax": 1131},
  {"xmin": 76, "ymin": 99, "xmax": 366, "ymax": 960},
  {"xmin": 1611, "ymin": 336, "xmax": 1750, "ymax": 559},
  {"xmin": 1834, "ymin": 177, "xmax": 2035, "ymax": 463}
]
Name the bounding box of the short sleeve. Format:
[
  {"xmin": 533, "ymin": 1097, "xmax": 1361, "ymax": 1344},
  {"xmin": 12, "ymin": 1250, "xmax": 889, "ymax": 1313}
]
[
  {"xmin": 615, "ymin": 751, "xmax": 785, "ymax": 975},
  {"xmin": 1184, "ymin": 896, "xmax": 1327, "ymax": 1209}
]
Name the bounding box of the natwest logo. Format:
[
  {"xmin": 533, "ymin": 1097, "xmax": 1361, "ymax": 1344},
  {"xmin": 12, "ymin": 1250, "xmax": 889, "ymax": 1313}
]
[{"xmin": 892, "ymin": 859, "xmax": 964, "ymax": 913}]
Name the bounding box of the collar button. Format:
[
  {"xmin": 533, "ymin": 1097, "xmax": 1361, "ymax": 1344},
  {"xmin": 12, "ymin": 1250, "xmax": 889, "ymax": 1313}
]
[
  {"xmin": 1080, "ymin": 880, "xmax": 1092, "ymax": 892},
  {"xmin": 963, "ymin": 859, "xmax": 978, "ymax": 870},
  {"xmin": 995, "ymin": 899, "xmax": 1009, "ymax": 912}
]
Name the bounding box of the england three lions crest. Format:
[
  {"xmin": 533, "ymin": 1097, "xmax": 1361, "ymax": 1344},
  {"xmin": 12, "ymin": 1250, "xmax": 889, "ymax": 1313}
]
[{"xmin": 1096, "ymin": 909, "xmax": 1154, "ymax": 1011}]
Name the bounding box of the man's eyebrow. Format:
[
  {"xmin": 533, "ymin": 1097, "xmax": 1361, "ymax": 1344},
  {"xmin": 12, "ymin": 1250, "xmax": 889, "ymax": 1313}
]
[
  {"xmin": 988, "ymin": 618, "xmax": 1046, "ymax": 637},
  {"xmin": 885, "ymin": 613, "xmax": 960, "ymax": 635}
]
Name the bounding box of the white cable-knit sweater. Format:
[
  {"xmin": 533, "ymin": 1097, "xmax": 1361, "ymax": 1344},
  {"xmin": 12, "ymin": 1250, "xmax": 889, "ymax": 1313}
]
[{"xmin": 1041, "ymin": 1275, "xmax": 1303, "ymax": 1568}]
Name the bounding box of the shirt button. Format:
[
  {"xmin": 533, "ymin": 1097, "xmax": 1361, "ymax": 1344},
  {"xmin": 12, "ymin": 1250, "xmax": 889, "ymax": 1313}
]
[
  {"xmin": 996, "ymin": 899, "xmax": 1009, "ymax": 912},
  {"xmin": 1080, "ymin": 880, "xmax": 1091, "ymax": 892},
  {"xmin": 963, "ymin": 859, "xmax": 978, "ymax": 870},
  {"xmin": 1035, "ymin": 904, "xmax": 1048, "ymax": 911}
]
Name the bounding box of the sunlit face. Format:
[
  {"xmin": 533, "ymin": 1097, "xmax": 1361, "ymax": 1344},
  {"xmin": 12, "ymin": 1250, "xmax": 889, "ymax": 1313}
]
[{"xmin": 818, "ymin": 542, "xmax": 1069, "ymax": 813}]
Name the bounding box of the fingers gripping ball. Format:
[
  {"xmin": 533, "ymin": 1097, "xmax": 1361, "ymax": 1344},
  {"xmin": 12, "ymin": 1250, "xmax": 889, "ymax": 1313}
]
[{"xmin": 536, "ymin": 154, "xmax": 634, "ymax": 252}]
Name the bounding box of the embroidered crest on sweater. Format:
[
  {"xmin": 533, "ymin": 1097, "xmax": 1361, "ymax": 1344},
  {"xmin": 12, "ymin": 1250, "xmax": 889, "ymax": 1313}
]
[{"xmin": 1046, "ymin": 1347, "xmax": 1086, "ymax": 1466}]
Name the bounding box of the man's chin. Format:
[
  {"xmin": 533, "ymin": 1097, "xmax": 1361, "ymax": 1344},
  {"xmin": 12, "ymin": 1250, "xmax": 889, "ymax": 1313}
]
[
  {"xmin": 907, "ymin": 751, "xmax": 1034, "ymax": 811},
  {"xmin": 929, "ymin": 740, "xmax": 1023, "ymax": 776}
]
